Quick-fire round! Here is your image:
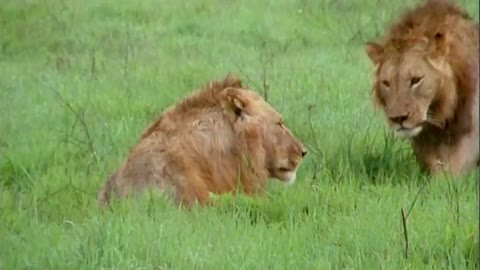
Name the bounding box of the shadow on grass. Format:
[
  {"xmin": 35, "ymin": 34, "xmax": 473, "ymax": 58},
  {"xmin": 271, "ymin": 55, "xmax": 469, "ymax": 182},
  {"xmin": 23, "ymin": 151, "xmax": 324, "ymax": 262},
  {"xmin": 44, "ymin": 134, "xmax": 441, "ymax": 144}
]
[{"xmin": 305, "ymin": 123, "xmax": 431, "ymax": 187}]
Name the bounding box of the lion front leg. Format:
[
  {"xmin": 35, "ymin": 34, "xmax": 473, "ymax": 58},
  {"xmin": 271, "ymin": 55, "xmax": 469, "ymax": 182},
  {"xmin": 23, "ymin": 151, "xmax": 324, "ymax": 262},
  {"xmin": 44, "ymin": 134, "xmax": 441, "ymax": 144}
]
[
  {"xmin": 441, "ymin": 135, "xmax": 480, "ymax": 176},
  {"xmin": 412, "ymin": 136, "xmax": 479, "ymax": 176},
  {"xmin": 410, "ymin": 141, "xmax": 443, "ymax": 175},
  {"xmin": 173, "ymin": 172, "xmax": 212, "ymax": 209}
]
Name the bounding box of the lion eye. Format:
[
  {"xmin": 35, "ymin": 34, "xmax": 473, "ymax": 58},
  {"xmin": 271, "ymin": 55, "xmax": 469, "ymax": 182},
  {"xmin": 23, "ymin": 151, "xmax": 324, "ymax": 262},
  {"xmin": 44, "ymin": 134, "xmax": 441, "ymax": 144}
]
[
  {"xmin": 410, "ymin": 76, "xmax": 423, "ymax": 87},
  {"xmin": 381, "ymin": 80, "xmax": 390, "ymax": 87}
]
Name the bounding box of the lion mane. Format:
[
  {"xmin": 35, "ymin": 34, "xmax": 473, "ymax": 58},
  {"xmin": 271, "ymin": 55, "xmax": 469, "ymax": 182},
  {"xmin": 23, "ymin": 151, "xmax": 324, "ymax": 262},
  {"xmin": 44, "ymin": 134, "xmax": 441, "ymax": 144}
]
[{"xmin": 139, "ymin": 75, "xmax": 244, "ymax": 140}]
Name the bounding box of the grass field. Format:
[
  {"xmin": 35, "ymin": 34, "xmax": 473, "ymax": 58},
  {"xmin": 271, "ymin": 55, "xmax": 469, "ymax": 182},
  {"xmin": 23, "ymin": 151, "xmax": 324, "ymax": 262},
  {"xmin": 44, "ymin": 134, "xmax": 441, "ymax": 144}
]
[{"xmin": 1, "ymin": 0, "xmax": 479, "ymax": 269}]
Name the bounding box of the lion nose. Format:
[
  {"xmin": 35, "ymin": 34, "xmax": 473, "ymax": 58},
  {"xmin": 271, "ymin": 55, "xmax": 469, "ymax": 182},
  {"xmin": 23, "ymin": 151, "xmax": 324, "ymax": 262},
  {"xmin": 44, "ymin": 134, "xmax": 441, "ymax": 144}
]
[
  {"xmin": 301, "ymin": 149, "xmax": 307, "ymax": 157},
  {"xmin": 389, "ymin": 114, "xmax": 408, "ymax": 125}
]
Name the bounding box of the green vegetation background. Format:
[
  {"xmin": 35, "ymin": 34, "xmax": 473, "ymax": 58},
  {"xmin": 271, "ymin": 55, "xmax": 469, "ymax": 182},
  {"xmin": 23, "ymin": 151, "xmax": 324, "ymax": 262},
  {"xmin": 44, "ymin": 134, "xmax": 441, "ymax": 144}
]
[{"xmin": 1, "ymin": 0, "xmax": 479, "ymax": 269}]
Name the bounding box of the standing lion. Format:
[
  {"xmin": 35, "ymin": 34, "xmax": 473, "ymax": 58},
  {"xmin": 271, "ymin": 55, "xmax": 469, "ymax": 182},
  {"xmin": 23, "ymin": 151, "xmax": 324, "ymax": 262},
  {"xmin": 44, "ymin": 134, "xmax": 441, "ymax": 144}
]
[
  {"xmin": 98, "ymin": 75, "xmax": 307, "ymax": 208},
  {"xmin": 364, "ymin": 0, "xmax": 479, "ymax": 175}
]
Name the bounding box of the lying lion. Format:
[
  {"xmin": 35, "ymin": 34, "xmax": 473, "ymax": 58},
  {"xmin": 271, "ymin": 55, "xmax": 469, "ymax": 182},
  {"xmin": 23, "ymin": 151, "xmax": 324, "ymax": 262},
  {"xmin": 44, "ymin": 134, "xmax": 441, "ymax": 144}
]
[
  {"xmin": 365, "ymin": 0, "xmax": 479, "ymax": 175},
  {"xmin": 98, "ymin": 75, "xmax": 307, "ymax": 208}
]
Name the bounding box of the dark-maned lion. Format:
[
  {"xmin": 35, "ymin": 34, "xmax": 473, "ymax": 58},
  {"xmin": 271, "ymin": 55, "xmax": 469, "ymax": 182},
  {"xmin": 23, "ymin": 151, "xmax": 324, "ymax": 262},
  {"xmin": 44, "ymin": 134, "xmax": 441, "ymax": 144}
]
[
  {"xmin": 98, "ymin": 75, "xmax": 307, "ymax": 207},
  {"xmin": 364, "ymin": 0, "xmax": 479, "ymax": 175}
]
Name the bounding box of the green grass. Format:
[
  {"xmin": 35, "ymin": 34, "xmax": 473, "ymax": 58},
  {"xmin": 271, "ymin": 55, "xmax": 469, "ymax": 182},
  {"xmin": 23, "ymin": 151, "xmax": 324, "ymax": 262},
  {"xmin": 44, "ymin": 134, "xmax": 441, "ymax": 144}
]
[{"xmin": 1, "ymin": 0, "xmax": 479, "ymax": 269}]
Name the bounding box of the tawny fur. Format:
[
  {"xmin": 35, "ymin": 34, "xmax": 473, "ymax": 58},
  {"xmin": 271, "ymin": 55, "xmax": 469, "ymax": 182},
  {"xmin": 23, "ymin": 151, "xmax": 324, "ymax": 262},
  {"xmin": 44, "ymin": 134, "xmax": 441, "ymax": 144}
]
[
  {"xmin": 98, "ymin": 75, "xmax": 307, "ymax": 208},
  {"xmin": 365, "ymin": 0, "xmax": 479, "ymax": 175}
]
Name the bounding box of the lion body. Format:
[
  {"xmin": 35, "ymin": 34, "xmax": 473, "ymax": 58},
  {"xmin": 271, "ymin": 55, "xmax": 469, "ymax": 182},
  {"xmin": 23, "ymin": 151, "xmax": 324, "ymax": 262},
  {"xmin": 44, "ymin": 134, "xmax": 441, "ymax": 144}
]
[
  {"xmin": 365, "ymin": 0, "xmax": 479, "ymax": 175},
  {"xmin": 98, "ymin": 75, "xmax": 307, "ymax": 207}
]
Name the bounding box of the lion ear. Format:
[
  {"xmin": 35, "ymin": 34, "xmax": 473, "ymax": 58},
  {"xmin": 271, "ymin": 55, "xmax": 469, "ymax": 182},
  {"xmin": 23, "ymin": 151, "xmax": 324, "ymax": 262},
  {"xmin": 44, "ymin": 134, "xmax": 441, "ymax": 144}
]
[
  {"xmin": 220, "ymin": 87, "xmax": 249, "ymax": 119},
  {"xmin": 365, "ymin": 42, "xmax": 384, "ymax": 64}
]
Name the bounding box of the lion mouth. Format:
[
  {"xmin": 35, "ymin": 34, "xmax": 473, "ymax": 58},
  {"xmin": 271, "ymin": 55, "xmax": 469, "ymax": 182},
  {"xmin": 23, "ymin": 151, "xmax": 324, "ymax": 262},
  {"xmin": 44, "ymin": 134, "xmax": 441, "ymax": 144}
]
[{"xmin": 278, "ymin": 167, "xmax": 291, "ymax": 173}]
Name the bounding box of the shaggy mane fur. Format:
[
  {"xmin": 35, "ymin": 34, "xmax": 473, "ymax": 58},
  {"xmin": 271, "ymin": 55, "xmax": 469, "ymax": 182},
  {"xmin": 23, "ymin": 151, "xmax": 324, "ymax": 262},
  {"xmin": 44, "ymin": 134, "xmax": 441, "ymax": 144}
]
[
  {"xmin": 140, "ymin": 74, "xmax": 243, "ymax": 139},
  {"xmin": 384, "ymin": 0, "xmax": 473, "ymax": 50}
]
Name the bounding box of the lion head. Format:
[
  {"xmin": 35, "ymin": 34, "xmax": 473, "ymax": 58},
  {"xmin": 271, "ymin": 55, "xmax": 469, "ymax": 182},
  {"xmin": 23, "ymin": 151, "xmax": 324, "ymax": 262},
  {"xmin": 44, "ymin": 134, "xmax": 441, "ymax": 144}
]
[
  {"xmin": 365, "ymin": 37, "xmax": 457, "ymax": 138},
  {"xmin": 365, "ymin": 0, "xmax": 478, "ymax": 139},
  {"xmin": 219, "ymin": 86, "xmax": 307, "ymax": 184}
]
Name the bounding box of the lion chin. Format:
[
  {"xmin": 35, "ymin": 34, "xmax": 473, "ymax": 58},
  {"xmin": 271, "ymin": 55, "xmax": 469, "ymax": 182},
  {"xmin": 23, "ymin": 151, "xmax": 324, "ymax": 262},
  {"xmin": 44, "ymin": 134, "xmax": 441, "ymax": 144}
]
[
  {"xmin": 393, "ymin": 126, "xmax": 423, "ymax": 139},
  {"xmin": 277, "ymin": 170, "xmax": 297, "ymax": 185}
]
